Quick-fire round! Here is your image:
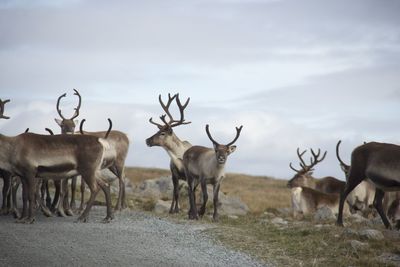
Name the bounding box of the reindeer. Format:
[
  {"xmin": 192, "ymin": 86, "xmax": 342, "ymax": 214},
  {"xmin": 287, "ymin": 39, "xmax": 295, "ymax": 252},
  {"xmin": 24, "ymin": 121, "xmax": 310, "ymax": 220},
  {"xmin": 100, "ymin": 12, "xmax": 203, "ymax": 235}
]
[
  {"xmin": 146, "ymin": 93, "xmax": 191, "ymax": 213},
  {"xmin": 0, "ymin": 99, "xmax": 113, "ymax": 223},
  {"xmin": 288, "ymin": 148, "xmax": 345, "ymax": 194},
  {"xmin": 337, "ymin": 141, "xmax": 400, "ymax": 229},
  {"xmin": 336, "ymin": 140, "xmax": 375, "ymax": 214},
  {"xmin": 0, "ymin": 169, "xmax": 20, "ymax": 218},
  {"xmin": 183, "ymin": 124, "xmax": 242, "ymax": 221},
  {"xmin": 291, "ymin": 186, "xmax": 350, "ymax": 218},
  {"xmin": 53, "ymin": 89, "xmax": 83, "ymax": 214},
  {"xmin": 78, "ymin": 118, "xmax": 130, "ymax": 211}
]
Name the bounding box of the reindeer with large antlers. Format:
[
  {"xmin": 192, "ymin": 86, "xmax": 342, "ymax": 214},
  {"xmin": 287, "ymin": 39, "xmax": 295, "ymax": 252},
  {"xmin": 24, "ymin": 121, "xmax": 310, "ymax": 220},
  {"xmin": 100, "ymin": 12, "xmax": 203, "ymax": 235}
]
[
  {"xmin": 183, "ymin": 124, "xmax": 243, "ymax": 221},
  {"xmin": 0, "ymin": 99, "xmax": 114, "ymax": 223},
  {"xmin": 53, "ymin": 89, "xmax": 84, "ymax": 214},
  {"xmin": 287, "ymin": 148, "xmax": 345, "ymax": 194},
  {"xmin": 146, "ymin": 93, "xmax": 192, "ymax": 213}
]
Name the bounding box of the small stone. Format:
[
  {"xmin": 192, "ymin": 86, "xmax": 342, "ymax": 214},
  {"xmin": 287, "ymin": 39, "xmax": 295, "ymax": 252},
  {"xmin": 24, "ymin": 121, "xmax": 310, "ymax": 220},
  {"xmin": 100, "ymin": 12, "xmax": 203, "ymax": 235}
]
[
  {"xmin": 349, "ymin": 240, "xmax": 369, "ymax": 251},
  {"xmin": 359, "ymin": 229, "xmax": 384, "ymax": 240},
  {"xmin": 271, "ymin": 217, "xmax": 288, "ymax": 226}
]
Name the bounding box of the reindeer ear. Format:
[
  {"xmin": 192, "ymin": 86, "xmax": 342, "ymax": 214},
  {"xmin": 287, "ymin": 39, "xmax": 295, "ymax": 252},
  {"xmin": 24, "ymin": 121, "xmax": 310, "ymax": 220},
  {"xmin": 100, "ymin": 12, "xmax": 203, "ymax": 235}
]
[
  {"xmin": 213, "ymin": 143, "xmax": 218, "ymax": 150},
  {"xmin": 54, "ymin": 118, "xmax": 62, "ymax": 127},
  {"xmin": 74, "ymin": 119, "xmax": 79, "ymax": 126},
  {"xmin": 228, "ymin": 145, "xmax": 237, "ymax": 154}
]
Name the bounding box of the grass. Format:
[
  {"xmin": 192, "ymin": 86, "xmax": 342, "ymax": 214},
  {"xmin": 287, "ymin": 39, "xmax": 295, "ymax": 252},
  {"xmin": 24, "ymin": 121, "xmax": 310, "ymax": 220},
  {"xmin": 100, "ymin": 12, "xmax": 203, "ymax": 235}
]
[{"xmin": 81, "ymin": 167, "xmax": 400, "ymax": 266}]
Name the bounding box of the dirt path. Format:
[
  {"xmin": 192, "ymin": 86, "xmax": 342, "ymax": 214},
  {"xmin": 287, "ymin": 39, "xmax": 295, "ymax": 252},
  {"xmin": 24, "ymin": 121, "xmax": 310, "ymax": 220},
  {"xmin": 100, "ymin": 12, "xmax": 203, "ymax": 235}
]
[{"xmin": 0, "ymin": 207, "xmax": 268, "ymax": 267}]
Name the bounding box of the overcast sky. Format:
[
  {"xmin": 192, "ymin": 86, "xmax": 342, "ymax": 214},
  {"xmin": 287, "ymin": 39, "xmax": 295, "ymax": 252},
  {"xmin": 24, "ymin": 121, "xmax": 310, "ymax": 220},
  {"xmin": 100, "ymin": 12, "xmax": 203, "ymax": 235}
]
[{"xmin": 1, "ymin": 0, "xmax": 399, "ymax": 179}]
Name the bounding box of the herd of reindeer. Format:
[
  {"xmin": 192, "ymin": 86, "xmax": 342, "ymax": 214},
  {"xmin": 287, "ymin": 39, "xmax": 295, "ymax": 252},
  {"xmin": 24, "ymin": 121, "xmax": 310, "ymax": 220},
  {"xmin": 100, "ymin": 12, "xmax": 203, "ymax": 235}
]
[{"xmin": 0, "ymin": 90, "xmax": 400, "ymax": 231}]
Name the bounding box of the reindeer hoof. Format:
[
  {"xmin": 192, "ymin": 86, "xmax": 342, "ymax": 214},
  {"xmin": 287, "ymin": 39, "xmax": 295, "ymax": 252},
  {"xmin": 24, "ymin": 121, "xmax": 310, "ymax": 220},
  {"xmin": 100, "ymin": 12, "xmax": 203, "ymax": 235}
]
[
  {"xmin": 188, "ymin": 214, "xmax": 199, "ymax": 220},
  {"xmin": 65, "ymin": 209, "xmax": 74, "ymax": 216},
  {"xmin": 336, "ymin": 221, "xmax": 344, "ymax": 227},
  {"xmin": 57, "ymin": 210, "xmax": 67, "ymax": 217},
  {"xmin": 25, "ymin": 217, "xmax": 35, "ymax": 224},
  {"xmin": 42, "ymin": 208, "xmax": 52, "ymax": 217},
  {"xmin": 102, "ymin": 216, "xmax": 113, "ymax": 223},
  {"xmin": 15, "ymin": 218, "xmax": 26, "ymax": 223},
  {"xmin": 12, "ymin": 209, "xmax": 20, "ymax": 219},
  {"xmin": 75, "ymin": 216, "xmax": 88, "ymax": 223}
]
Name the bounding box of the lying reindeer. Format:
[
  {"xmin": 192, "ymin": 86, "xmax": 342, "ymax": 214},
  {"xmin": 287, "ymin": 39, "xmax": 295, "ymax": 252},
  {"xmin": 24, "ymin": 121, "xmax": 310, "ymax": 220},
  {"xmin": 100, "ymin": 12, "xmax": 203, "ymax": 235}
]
[
  {"xmin": 288, "ymin": 148, "xmax": 345, "ymax": 194},
  {"xmin": 0, "ymin": 99, "xmax": 113, "ymax": 223},
  {"xmin": 291, "ymin": 186, "xmax": 350, "ymax": 218}
]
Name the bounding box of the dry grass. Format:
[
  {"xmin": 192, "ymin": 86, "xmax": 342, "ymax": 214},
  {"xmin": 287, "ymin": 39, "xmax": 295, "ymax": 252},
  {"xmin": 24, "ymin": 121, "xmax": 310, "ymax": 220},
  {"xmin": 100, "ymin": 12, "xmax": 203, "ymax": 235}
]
[
  {"xmin": 122, "ymin": 166, "xmax": 400, "ymax": 266},
  {"xmin": 222, "ymin": 173, "xmax": 290, "ymax": 214}
]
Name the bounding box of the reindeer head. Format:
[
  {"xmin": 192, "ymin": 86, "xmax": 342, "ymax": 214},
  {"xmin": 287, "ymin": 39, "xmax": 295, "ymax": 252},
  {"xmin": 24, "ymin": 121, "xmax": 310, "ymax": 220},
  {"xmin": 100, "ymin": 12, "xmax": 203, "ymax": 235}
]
[
  {"xmin": 0, "ymin": 99, "xmax": 10, "ymax": 120},
  {"xmin": 336, "ymin": 140, "xmax": 351, "ymax": 176},
  {"xmin": 287, "ymin": 148, "xmax": 327, "ymax": 188},
  {"xmin": 54, "ymin": 89, "xmax": 82, "ymax": 134},
  {"xmin": 146, "ymin": 93, "xmax": 191, "ymax": 148},
  {"xmin": 205, "ymin": 124, "xmax": 243, "ymax": 165}
]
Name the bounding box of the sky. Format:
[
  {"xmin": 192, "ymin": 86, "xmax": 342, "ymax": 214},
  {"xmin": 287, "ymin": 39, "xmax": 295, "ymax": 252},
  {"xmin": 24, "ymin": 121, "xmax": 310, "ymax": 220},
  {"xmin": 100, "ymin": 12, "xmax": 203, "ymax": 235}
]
[{"xmin": 0, "ymin": 0, "xmax": 399, "ymax": 179}]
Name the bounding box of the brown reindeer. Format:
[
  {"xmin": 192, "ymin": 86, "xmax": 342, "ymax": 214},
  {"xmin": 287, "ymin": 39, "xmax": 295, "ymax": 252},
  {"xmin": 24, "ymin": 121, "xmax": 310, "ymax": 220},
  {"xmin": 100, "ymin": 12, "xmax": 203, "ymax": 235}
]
[
  {"xmin": 288, "ymin": 148, "xmax": 345, "ymax": 194},
  {"xmin": 337, "ymin": 141, "xmax": 400, "ymax": 229},
  {"xmin": 291, "ymin": 186, "xmax": 350, "ymax": 218},
  {"xmin": 78, "ymin": 118, "xmax": 130, "ymax": 211},
  {"xmin": 183, "ymin": 124, "xmax": 243, "ymax": 221},
  {"xmin": 0, "ymin": 99, "xmax": 113, "ymax": 223},
  {"xmin": 146, "ymin": 93, "xmax": 192, "ymax": 213}
]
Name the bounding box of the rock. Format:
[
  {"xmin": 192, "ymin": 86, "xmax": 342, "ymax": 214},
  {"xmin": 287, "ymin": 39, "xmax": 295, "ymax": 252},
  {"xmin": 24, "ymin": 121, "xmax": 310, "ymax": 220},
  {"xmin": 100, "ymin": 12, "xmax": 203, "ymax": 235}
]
[
  {"xmin": 359, "ymin": 229, "xmax": 384, "ymax": 240},
  {"xmin": 219, "ymin": 195, "xmax": 249, "ymax": 216},
  {"xmin": 342, "ymin": 228, "xmax": 358, "ymax": 238},
  {"xmin": 271, "ymin": 217, "xmax": 288, "ymax": 226},
  {"xmin": 349, "ymin": 240, "xmax": 369, "ymax": 251},
  {"xmin": 314, "ymin": 206, "xmax": 336, "ymax": 221},
  {"xmin": 154, "ymin": 200, "xmax": 171, "ymax": 214},
  {"xmin": 228, "ymin": 215, "xmax": 239, "ymax": 220},
  {"xmin": 134, "ymin": 176, "xmax": 174, "ymax": 200},
  {"xmin": 378, "ymin": 253, "xmax": 400, "ymax": 265},
  {"xmin": 349, "ymin": 213, "xmax": 369, "ymax": 224},
  {"xmin": 262, "ymin": 211, "xmax": 275, "ymax": 218},
  {"xmin": 276, "ymin": 208, "xmax": 291, "ymax": 217}
]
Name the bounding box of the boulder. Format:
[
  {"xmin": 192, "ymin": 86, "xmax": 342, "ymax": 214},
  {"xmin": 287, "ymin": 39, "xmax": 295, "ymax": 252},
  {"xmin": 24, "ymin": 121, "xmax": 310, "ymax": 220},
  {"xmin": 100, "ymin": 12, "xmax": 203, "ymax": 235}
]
[
  {"xmin": 359, "ymin": 229, "xmax": 384, "ymax": 240},
  {"xmin": 314, "ymin": 206, "xmax": 336, "ymax": 221},
  {"xmin": 154, "ymin": 200, "xmax": 171, "ymax": 214}
]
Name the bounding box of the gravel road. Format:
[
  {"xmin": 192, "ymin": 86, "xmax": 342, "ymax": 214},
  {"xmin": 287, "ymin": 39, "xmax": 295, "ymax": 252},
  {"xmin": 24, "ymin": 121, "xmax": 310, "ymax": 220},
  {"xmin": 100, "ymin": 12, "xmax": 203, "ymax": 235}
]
[{"xmin": 0, "ymin": 207, "xmax": 268, "ymax": 267}]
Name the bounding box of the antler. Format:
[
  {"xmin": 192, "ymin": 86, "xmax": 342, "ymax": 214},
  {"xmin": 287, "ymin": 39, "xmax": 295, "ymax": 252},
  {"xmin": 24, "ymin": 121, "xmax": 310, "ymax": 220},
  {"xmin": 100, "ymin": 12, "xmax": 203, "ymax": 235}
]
[
  {"xmin": 149, "ymin": 93, "xmax": 191, "ymax": 129},
  {"xmin": 79, "ymin": 118, "xmax": 112, "ymax": 138},
  {"xmin": 306, "ymin": 148, "xmax": 327, "ymax": 171},
  {"xmin": 0, "ymin": 99, "xmax": 10, "ymax": 119},
  {"xmin": 205, "ymin": 124, "xmax": 243, "ymax": 146},
  {"xmin": 56, "ymin": 89, "xmax": 82, "ymax": 120},
  {"xmin": 56, "ymin": 93, "xmax": 67, "ymax": 120},
  {"xmin": 226, "ymin": 125, "xmax": 243, "ymax": 146},
  {"xmin": 70, "ymin": 89, "xmax": 82, "ymax": 120},
  {"xmin": 336, "ymin": 140, "xmax": 350, "ymax": 169}
]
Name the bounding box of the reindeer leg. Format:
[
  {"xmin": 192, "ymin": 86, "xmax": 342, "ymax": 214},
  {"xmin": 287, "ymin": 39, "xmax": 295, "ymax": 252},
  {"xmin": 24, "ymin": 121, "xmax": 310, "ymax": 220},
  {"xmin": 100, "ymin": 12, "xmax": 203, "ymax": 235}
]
[
  {"xmin": 11, "ymin": 178, "xmax": 20, "ymax": 218},
  {"xmin": 170, "ymin": 172, "xmax": 180, "ymax": 214},
  {"xmin": 212, "ymin": 183, "xmax": 221, "ymax": 222},
  {"xmin": 198, "ymin": 178, "xmax": 208, "ymax": 217},
  {"xmin": 97, "ymin": 178, "xmax": 114, "ymax": 223},
  {"xmin": 337, "ymin": 177, "xmax": 362, "ymax": 227},
  {"xmin": 51, "ymin": 180, "xmax": 61, "ymax": 213},
  {"xmin": 0, "ymin": 175, "xmax": 11, "ymax": 215},
  {"xmin": 35, "ymin": 180, "xmax": 52, "ymax": 217},
  {"xmin": 70, "ymin": 176, "xmax": 77, "ymax": 210},
  {"xmin": 16, "ymin": 178, "xmax": 28, "ymax": 222},
  {"xmin": 63, "ymin": 179, "xmax": 74, "ymax": 216},
  {"xmin": 56, "ymin": 179, "xmax": 67, "ymax": 217},
  {"xmin": 45, "ymin": 180, "xmax": 52, "ymax": 209},
  {"xmin": 374, "ymin": 189, "xmax": 392, "ymax": 229},
  {"xmin": 23, "ymin": 176, "xmax": 36, "ymax": 224},
  {"xmin": 78, "ymin": 177, "xmax": 85, "ymax": 212},
  {"xmin": 186, "ymin": 173, "xmax": 198, "ymax": 220},
  {"xmin": 76, "ymin": 175, "xmax": 100, "ymax": 223}
]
